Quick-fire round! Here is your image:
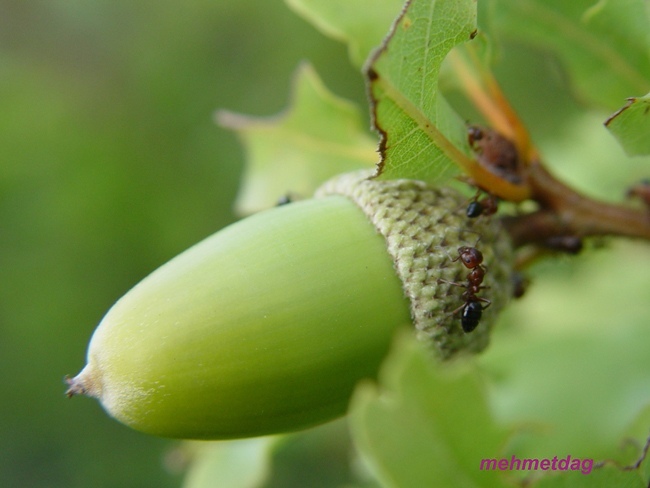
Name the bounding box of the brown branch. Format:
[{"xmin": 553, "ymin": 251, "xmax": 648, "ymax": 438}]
[
  {"xmin": 501, "ymin": 161, "xmax": 650, "ymax": 247},
  {"xmin": 452, "ymin": 40, "xmax": 650, "ymax": 251}
]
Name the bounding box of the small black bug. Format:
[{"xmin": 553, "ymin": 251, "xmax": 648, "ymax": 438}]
[
  {"xmin": 511, "ymin": 272, "xmax": 529, "ymax": 299},
  {"xmin": 466, "ymin": 192, "xmax": 499, "ymax": 219},
  {"xmin": 544, "ymin": 235, "xmax": 583, "ymax": 255},
  {"xmin": 276, "ymin": 195, "xmax": 292, "ymax": 206},
  {"xmin": 466, "ymin": 200, "xmax": 484, "ymax": 218},
  {"xmin": 461, "ymin": 301, "xmax": 484, "ymax": 333}
]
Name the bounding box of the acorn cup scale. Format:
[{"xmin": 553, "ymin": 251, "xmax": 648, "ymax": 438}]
[{"xmin": 66, "ymin": 172, "xmax": 514, "ymax": 439}]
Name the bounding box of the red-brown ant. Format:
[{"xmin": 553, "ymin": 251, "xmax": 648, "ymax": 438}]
[
  {"xmin": 467, "ymin": 125, "xmax": 523, "ymax": 184},
  {"xmin": 454, "ymin": 246, "xmax": 484, "ymax": 269},
  {"xmin": 438, "ymin": 246, "xmax": 491, "ymax": 333}
]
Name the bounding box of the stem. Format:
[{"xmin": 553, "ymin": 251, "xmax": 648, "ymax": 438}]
[
  {"xmin": 502, "ymin": 161, "xmax": 650, "ymax": 247},
  {"xmin": 452, "ymin": 43, "xmax": 650, "ymax": 249},
  {"xmin": 449, "ymin": 45, "xmax": 538, "ymax": 164}
]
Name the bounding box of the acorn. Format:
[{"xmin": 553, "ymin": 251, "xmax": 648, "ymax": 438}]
[{"xmin": 66, "ymin": 171, "xmax": 513, "ymax": 439}]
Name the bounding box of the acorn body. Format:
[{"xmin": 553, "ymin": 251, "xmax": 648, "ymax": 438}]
[
  {"xmin": 69, "ymin": 196, "xmax": 411, "ymax": 439},
  {"xmin": 67, "ymin": 173, "xmax": 513, "ymax": 439}
]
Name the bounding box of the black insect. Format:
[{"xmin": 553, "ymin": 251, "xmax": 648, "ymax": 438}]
[
  {"xmin": 544, "ymin": 235, "xmax": 583, "ymax": 255},
  {"xmin": 466, "ymin": 192, "xmax": 499, "ymax": 219},
  {"xmin": 439, "ymin": 246, "xmax": 491, "ymax": 333},
  {"xmin": 511, "ymin": 272, "xmax": 529, "ymax": 299},
  {"xmin": 276, "ymin": 195, "xmax": 293, "ymax": 206},
  {"xmin": 466, "ymin": 200, "xmax": 484, "ymax": 218},
  {"xmin": 460, "ymin": 300, "xmax": 485, "ymax": 333}
]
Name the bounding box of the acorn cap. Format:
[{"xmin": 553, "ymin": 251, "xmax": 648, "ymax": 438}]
[
  {"xmin": 316, "ymin": 171, "xmax": 513, "ymax": 355},
  {"xmin": 66, "ymin": 171, "xmax": 513, "ymax": 439}
]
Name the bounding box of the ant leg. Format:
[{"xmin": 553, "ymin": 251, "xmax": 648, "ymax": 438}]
[
  {"xmin": 476, "ymin": 297, "xmax": 492, "ymax": 309},
  {"xmin": 438, "ymin": 227, "xmax": 484, "ymax": 247},
  {"xmin": 437, "ymin": 278, "xmax": 465, "ymax": 288},
  {"xmin": 456, "ymin": 227, "xmax": 483, "ymax": 246},
  {"xmin": 448, "ymin": 302, "xmax": 467, "ymax": 316},
  {"xmin": 431, "ymin": 244, "xmax": 467, "ymax": 266}
]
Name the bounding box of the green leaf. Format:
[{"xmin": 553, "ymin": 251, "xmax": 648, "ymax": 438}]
[
  {"xmin": 285, "ymin": 0, "xmax": 404, "ymax": 68},
  {"xmin": 605, "ymin": 93, "xmax": 650, "ymax": 156},
  {"xmin": 180, "ymin": 420, "xmax": 380, "ymax": 488},
  {"xmin": 260, "ymin": 419, "xmax": 380, "ymax": 488},
  {"xmin": 640, "ymin": 436, "xmax": 650, "ymax": 486},
  {"xmin": 487, "ymin": 0, "xmax": 650, "ymax": 109},
  {"xmin": 367, "ymin": 0, "xmax": 478, "ymax": 183},
  {"xmin": 623, "ymin": 408, "xmax": 650, "ymax": 486},
  {"xmin": 217, "ymin": 62, "xmax": 376, "ymax": 215},
  {"xmin": 182, "ymin": 438, "xmax": 278, "ymax": 488},
  {"xmin": 349, "ymin": 332, "xmax": 510, "ymax": 488},
  {"xmin": 533, "ymin": 466, "xmax": 645, "ymax": 488},
  {"xmin": 479, "ymin": 241, "xmax": 650, "ymax": 461}
]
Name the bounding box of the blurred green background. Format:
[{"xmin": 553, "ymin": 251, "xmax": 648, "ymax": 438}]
[
  {"xmin": 3, "ymin": 1, "xmax": 650, "ymax": 487},
  {"xmin": 0, "ymin": 1, "xmax": 365, "ymax": 486}
]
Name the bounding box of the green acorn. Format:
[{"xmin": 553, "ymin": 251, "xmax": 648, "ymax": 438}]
[{"xmin": 66, "ymin": 171, "xmax": 513, "ymax": 439}]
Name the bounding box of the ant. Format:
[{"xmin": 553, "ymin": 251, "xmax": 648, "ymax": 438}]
[
  {"xmin": 466, "ymin": 190, "xmax": 499, "ymax": 218},
  {"xmin": 467, "ymin": 125, "xmax": 523, "ymax": 184},
  {"xmin": 276, "ymin": 194, "xmax": 293, "ymax": 206},
  {"xmin": 511, "ymin": 272, "xmax": 529, "ymax": 299},
  {"xmin": 438, "ymin": 246, "xmax": 491, "ymax": 333},
  {"xmin": 276, "ymin": 192, "xmax": 302, "ymax": 206},
  {"xmin": 544, "ymin": 235, "xmax": 583, "ymax": 255}
]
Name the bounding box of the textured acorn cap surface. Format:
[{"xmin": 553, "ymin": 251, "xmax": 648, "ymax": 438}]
[{"xmin": 317, "ymin": 171, "xmax": 514, "ymax": 357}]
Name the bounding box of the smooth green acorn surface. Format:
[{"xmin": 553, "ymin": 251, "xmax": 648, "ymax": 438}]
[{"xmin": 67, "ymin": 196, "xmax": 412, "ymax": 439}]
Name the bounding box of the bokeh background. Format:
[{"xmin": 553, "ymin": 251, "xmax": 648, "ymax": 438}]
[
  {"xmin": 3, "ymin": 1, "xmax": 650, "ymax": 487},
  {"xmin": 0, "ymin": 1, "xmax": 364, "ymax": 486}
]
